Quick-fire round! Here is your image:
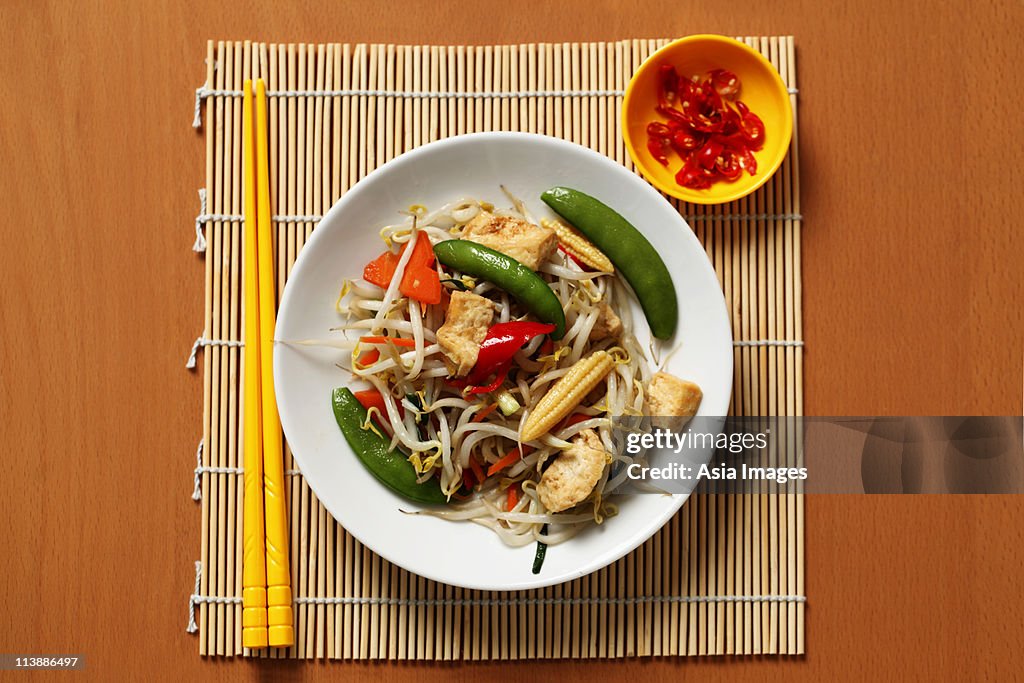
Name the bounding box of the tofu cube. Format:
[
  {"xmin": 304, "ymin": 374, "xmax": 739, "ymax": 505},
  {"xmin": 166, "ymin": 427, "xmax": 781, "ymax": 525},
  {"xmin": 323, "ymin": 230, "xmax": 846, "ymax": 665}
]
[
  {"xmin": 436, "ymin": 291, "xmax": 496, "ymax": 376},
  {"xmin": 537, "ymin": 429, "xmax": 608, "ymax": 513},
  {"xmin": 589, "ymin": 303, "xmax": 623, "ymax": 341},
  {"xmin": 462, "ymin": 211, "xmax": 558, "ymax": 270},
  {"xmin": 646, "ymin": 372, "xmax": 703, "ymax": 428}
]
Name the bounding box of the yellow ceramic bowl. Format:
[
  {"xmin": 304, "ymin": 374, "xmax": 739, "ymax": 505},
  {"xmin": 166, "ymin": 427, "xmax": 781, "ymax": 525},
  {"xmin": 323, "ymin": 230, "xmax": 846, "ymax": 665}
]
[{"xmin": 622, "ymin": 35, "xmax": 793, "ymax": 204}]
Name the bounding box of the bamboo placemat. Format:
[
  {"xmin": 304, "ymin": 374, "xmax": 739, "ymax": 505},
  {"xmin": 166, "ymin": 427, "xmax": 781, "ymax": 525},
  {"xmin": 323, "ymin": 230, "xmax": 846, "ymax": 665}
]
[{"xmin": 185, "ymin": 37, "xmax": 804, "ymax": 659}]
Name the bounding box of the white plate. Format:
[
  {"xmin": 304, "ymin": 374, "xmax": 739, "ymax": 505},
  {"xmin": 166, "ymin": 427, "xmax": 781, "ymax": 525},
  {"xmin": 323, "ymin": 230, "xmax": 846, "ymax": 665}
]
[{"xmin": 274, "ymin": 132, "xmax": 732, "ymax": 591}]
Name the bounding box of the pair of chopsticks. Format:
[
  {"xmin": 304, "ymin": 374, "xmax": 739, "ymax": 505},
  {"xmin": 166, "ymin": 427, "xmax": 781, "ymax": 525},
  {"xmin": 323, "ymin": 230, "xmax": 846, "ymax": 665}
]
[{"xmin": 241, "ymin": 79, "xmax": 294, "ymax": 650}]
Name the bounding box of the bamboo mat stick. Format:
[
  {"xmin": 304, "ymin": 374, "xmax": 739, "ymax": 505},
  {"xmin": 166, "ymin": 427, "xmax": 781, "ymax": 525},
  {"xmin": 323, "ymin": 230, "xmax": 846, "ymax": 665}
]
[
  {"xmin": 328, "ymin": 44, "xmax": 343, "ymax": 660},
  {"xmin": 209, "ymin": 40, "xmax": 229, "ymax": 657},
  {"xmin": 339, "ymin": 46, "xmax": 355, "ymax": 660},
  {"xmin": 376, "ymin": 45, "xmax": 391, "ymax": 659},
  {"xmin": 265, "ymin": 42, "xmax": 286, "ymax": 659},
  {"xmin": 778, "ymin": 34, "xmax": 796, "ymax": 655},
  {"xmin": 218, "ymin": 43, "xmax": 241, "ymax": 657},
  {"xmin": 785, "ymin": 34, "xmax": 805, "ymax": 655},
  {"xmin": 319, "ymin": 42, "xmax": 334, "ymax": 662},
  {"xmin": 226, "ymin": 48, "xmax": 246, "ymax": 656},
  {"xmin": 265, "ymin": 44, "xmax": 282, "ymax": 661},
  {"xmin": 312, "ymin": 44, "xmax": 327, "ymax": 661}
]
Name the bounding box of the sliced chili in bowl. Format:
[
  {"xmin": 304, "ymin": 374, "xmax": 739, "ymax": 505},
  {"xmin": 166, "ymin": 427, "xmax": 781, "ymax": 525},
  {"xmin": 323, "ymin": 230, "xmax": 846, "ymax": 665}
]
[{"xmin": 646, "ymin": 65, "xmax": 766, "ymax": 190}]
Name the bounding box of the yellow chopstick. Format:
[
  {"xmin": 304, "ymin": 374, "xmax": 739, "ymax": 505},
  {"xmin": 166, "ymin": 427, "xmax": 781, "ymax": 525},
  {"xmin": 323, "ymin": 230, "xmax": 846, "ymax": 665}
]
[
  {"xmin": 255, "ymin": 78, "xmax": 294, "ymax": 648},
  {"xmin": 240, "ymin": 79, "xmax": 269, "ymax": 650}
]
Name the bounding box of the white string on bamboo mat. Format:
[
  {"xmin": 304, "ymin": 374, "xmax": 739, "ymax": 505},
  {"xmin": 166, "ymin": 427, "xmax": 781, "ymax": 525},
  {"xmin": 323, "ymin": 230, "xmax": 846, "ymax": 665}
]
[
  {"xmin": 191, "ymin": 439, "xmax": 301, "ymax": 501},
  {"xmin": 193, "ymin": 208, "xmax": 802, "ymax": 231},
  {"xmin": 185, "ymin": 558, "xmax": 804, "ymax": 632},
  {"xmin": 186, "ymin": 561, "xmax": 203, "ymax": 632},
  {"xmin": 289, "ymin": 594, "xmax": 808, "ymax": 607},
  {"xmin": 185, "ymin": 336, "xmax": 243, "ymax": 369},
  {"xmin": 684, "ymin": 213, "xmax": 803, "ymax": 222},
  {"xmin": 192, "ymin": 192, "xmax": 322, "ymax": 253},
  {"xmin": 185, "ymin": 562, "xmax": 805, "ymax": 633},
  {"xmin": 193, "ymin": 85, "xmax": 799, "ymax": 128},
  {"xmin": 733, "ymin": 340, "xmax": 804, "ymax": 348}
]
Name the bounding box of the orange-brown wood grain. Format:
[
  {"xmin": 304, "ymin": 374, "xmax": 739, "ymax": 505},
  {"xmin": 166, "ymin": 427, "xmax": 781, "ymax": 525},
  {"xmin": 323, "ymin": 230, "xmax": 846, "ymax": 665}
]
[{"xmin": 1, "ymin": 1, "xmax": 1021, "ymax": 680}]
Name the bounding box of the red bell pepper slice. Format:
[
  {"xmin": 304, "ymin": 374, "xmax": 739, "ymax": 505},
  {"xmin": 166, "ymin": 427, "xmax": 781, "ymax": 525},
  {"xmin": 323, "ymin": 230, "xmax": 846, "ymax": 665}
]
[
  {"xmin": 450, "ymin": 321, "xmax": 556, "ymax": 394},
  {"xmin": 469, "ymin": 321, "xmax": 556, "ymax": 385},
  {"xmin": 460, "ymin": 360, "xmax": 512, "ymax": 395}
]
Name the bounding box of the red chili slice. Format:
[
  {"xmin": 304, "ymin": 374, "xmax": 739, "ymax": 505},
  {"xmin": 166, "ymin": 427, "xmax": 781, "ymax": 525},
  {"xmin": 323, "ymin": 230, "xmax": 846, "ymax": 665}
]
[
  {"xmin": 657, "ymin": 63, "xmax": 678, "ymax": 108},
  {"xmin": 671, "ymin": 129, "xmax": 702, "ymax": 152},
  {"xmin": 709, "ymin": 69, "xmax": 740, "ymax": 97},
  {"xmin": 715, "ymin": 152, "xmax": 742, "ymax": 181},
  {"xmin": 646, "ymin": 121, "xmax": 671, "ymax": 139},
  {"xmin": 736, "ymin": 147, "xmax": 758, "ymax": 175},
  {"xmin": 696, "ymin": 139, "xmax": 724, "ymax": 170},
  {"xmin": 676, "ymin": 159, "xmax": 712, "ymax": 190},
  {"xmin": 739, "ymin": 110, "xmax": 766, "ymax": 147},
  {"xmin": 647, "ymin": 137, "xmax": 669, "ymax": 165}
]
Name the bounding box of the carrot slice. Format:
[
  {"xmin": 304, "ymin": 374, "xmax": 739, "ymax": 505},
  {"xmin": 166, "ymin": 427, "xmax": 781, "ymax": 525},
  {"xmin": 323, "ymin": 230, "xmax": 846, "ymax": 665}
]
[
  {"xmin": 360, "ymin": 336, "xmax": 417, "ymax": 348},
  {"xmin": 407, "ymin": 231, "xmax": 435, "ymax": 269},
  {"xmin": 401, "ymin": 264, "xmax": 441, "ymax": 305},
  {"xmin": 398, "ymin": 233, "xmax": 441, "ymax": 304},
  {"xmin": 507, "ymin": 484, "xmax": 519, "ymax": 511},
  {"xmin": 356, "ymin": 348, "xmax": 380, "ymax": 366},
  {"xmin": 472, "ymin": 402, "xmax": 499, "ymax": 423},
  {"xmin": 362, "ymin": 250, "xmax": 400, "ymax": 288},
  {"xmin": 364, "ymin": 234, "xmax": 441, "ymax": 305},
  {"xmin": 486, "ymin": 446, "xmax": 535, "ymax": 477},
  {"xmin": 352, "ymin": 389, "xmax": 403, "ymax": 431}
]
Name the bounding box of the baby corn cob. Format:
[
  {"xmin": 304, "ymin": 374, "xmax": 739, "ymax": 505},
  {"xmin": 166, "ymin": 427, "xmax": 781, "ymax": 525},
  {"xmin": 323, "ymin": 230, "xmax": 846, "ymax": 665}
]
[
  {"xmin": 520, "ymin": 350, "xmax": 614, "ymax": 442},
  {"xmin": 542, "ymin": 218, "xmax": 615, "ymax": 273}
]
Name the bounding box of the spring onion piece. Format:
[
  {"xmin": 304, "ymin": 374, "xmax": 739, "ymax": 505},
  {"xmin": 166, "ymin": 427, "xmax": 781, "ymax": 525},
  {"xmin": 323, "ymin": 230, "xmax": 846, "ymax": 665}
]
[
  {"xmin": 496, "ymin": 389, "xmax": 521, "ymax": 416},
  {"xmin": 532, "ymin": 524, "xmax": 549, "ymax": 574}
]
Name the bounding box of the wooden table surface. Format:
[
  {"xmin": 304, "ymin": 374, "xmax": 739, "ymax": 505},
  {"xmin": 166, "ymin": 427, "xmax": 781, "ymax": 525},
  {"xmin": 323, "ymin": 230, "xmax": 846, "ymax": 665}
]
[{"xmin": 2, "ymin": 1, "xmax": 1022, "ymax": 680}]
